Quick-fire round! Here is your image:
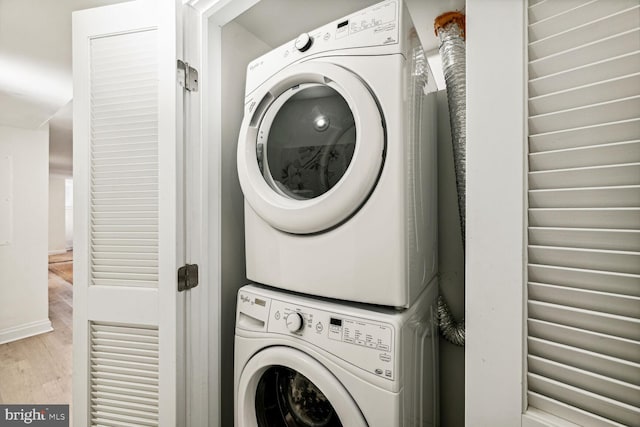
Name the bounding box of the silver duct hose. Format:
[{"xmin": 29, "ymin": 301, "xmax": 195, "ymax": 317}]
[
  {"xmin": 437, "ymin": 295, "xmax": 465, "ymax": 346},
  {"xmin": 437, "ymin": 13, "xmax": 467, "ymax": 244},
  {"xmin": 435, "ymin": 12, "xmax": 466, "ymax": 347}
]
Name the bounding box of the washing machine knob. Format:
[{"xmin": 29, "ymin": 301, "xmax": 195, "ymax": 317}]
[
  {"xmin": 294, "ymin": 33, "xmax": 313, "ymax": 52},
  {"xmin": 285, "ymin": 312, "xmax": 304, "ymax": 333}
]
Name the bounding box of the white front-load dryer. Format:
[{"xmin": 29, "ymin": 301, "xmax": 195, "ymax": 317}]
[
  {"xmin": 234, "ymin": 282, "xmax": 439, "ymax": 427},
  {"xmin": 237, "ymin": 0, "xmax": 438, "ymax": 308}
]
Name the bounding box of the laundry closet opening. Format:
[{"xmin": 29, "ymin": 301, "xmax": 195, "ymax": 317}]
[
  {"xmin": 207, "ymin": 0, "xmax": 465, "ymax": 425},
  {"xmin": 212, "ymin": 2, "xmax": 384, "ymax": 426}
]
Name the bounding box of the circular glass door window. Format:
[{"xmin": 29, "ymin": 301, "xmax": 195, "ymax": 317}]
[
  {"xmin": 255, "ymin": 366, "xmax": 343, "ymax": 427},
  {"xmin": 258, "ymin": 84, "xmax": 356, "ymax": 201}
]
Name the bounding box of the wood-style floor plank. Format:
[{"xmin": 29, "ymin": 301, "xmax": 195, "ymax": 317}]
[{"xmin": 0, "ymin": 272, "xmax": 72, "ymax": 406}]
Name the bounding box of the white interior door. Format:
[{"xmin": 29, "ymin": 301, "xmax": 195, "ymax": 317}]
[{"xmin": 72, "ymin": 1, "xmax": 180, "ymax": 425}]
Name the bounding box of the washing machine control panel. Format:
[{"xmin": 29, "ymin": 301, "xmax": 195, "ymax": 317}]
[{"xmin": 266, "ymin": 298, "xmax": 396, "ymax": 381}]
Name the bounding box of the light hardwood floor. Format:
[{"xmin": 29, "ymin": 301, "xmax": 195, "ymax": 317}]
[{"xmin": 0, "ymin": 272, "xmax": 72, "ymax": 405}]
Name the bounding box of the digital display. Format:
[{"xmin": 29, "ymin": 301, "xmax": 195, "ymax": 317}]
[
  {"xmin": 337, "ymin": 20, "xmax": 349, "ymax": 29},
  {"xmin": 255, "ymin": 298, "xmax": 266, "ymax": 307},
  {"xmin": 330, "ymin": 317, "xmax": 342, "ymax": 326}
]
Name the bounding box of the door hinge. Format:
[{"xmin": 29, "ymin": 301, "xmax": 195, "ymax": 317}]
[
  {"xmin": 177, "ymin": 59, "xmax": 199, "ymax": 92},
  {"xmin": 178, "ymin": 264, "xmax": 199, "ymax": 292}
]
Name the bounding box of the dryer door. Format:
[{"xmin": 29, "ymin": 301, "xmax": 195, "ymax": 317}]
[
  {"xmin": 237, "ymin": 346, "xmax": 368, "ymax": 427},
  {"xmin": 237, "ymin": 61, "xmax": 385, "ymax": 234}
]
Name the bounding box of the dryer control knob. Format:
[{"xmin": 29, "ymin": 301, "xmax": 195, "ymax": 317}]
[
  {"xmin": 294, "ymin": 33, "xmax": 313, "ymax": 52},
  {"xmin": 285, "ymin": 312, "xmax": 304, "ymax": 333}
]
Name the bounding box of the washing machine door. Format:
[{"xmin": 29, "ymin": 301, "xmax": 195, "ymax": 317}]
[
  {"xmin": 237, "ymin": 61, "xmax": 385, "ymax": 234},
  {"xmin": 237, "ymin": 346, "xmax": 368, "ymax": 427}
]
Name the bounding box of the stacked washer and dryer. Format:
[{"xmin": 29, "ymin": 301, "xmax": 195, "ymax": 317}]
[{"xmin": 234, "ymin": 1, "xmax": 440, "ymax": 425}]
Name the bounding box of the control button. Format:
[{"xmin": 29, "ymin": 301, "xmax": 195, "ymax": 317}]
[
  {"xmin": 294, "ymin": 33, "xmax": 313, "ymax": 52},
  {"xmin": 323, "ymin": 32, "xmax": 330, "ymax": 41},
  {"xmin": 375, "ymin": 368, "xmax": 383, "ymax": 375},
  {"xmin": 316, "ymin": 322, "xmax": 324, "ymax": 332},
  {"xmin": 286, "ymin": 312, "xmax": 304, "ymax": 333},
  {"xmin": 274, "ymin": 311, "xmax": 281, "ymax": 320},
  {"xmin": 366, "ymin": 342, "xmax": 376, "ymax": 348},
  {"xmin": 344, "ymin": 337, "xmax": 354, "ymax": 343},
  {"xmin": 377, "ymin": 344, "xmax": 389, "ymax": 351},
  {"xmin": 355, "ymin": 339, "xmax": 365, "ymax": 346},
  {"xmin": 379, "ymin": 353, "xmax": 391, "ymax": 362},
  {"xmin": 385, "ymin": 370, "xmax": 392, "ymax": 378}
]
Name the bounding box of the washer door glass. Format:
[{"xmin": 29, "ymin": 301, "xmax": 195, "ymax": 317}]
[
  {"xmin": 255, "ymin": 366, "xmax": 342, "ymax": 427},
  {"xmin": 236, "ymin": 346, "xmax": 368, "ymax": 427},
  {"xmin": 259, "ymin": 84, "xmax": 356, "ymax": 201}
]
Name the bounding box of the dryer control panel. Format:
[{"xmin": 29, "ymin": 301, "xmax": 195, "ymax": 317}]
[
  {"xmin": 236, "ymin": 289, "xmax": 397, "ymax": 381},
  {"xmin": 244, "ymin": 0, "xmax": 403, "ymax": 96}
]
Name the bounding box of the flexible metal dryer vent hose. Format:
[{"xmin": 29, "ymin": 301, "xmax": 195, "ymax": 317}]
[{"xmin": 435, "ymin": 11, "xmax": 466, "ymax": 347}]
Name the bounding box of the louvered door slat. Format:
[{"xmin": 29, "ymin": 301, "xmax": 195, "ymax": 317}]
[
  {"xmin": 92, "ymin": 252, "xmax": 158, "ymax": 260},
  {"xmin": 528, "ymin": 0, "xmax": 640, "ymax": 43},
  {"xmin": 529, "ymin": 227, "xmax": 640, "ymax": 251},
  {"xmin": 529, "ymin": 245, "xmax": 640, "ymax": 275},
  {"xmin": 529, "ymin": 208, "xmax": 640, "ymax": 230},
  {"xmin": 529, "ymin": 185, "xmax": 640, "ymax": 208},
  {"xmin": 529, "ymin": 51, "xmax": 640, "ymax": 98},
  {"xmin": 529, "ymin": 319, "xmax": 640, "ymax": 363},
  {"xmin": 528, "ymin": 301, "xmax": 640, "ymax": 341},
  {"xmin": 526, "ymin": 2, "xmax": 640, "ymax": 423},
  {"xmin": 528, "ymin": 0, "xmax": 594, "ymax": 22},
  {"xmin": 90, "ymin": 322, "xmax": 159, "ymax": 426},
  {"xmin": 528, "ymin": 264, "xmax": 639, "ymax": 296},
  {"xmin": 92, "ymin": 147, "xmax": 158, "ymax": 158},
  {"xmin": 93, "ymin": 226, "xmax": 158, "ymax": 233},
  {"xmin": 529, "ymin": 140, "xmax": 640, "ymax": 171},
  {"xmin": 529, "ymin": 73, "xmax": 640, "ymax": 116},
  {"xmin": 528, "ymin": 392, "xmax": 627, "ymax": 427},
  {"xmin": 529, "ymin": 282, "xmax": 640, "ymax": 318},
  {"xmin": 528, "ymin": 337, "xmax": 639, "ymax": 386},
  {"xmin": 528, "ymin": 29, "xmax": 640, "ymax": 79},
  {"xmin": 529, "ymin": 163, "xmax": 640, "ymax": 189},
  {"xmin": 529, "ymin": 96, "xmax": 640, "ymax": 135},
  {"xmin": 529, "ymin": 118, "xmax": 640, "ymax": 152},
  {"xmin": 528, "ymin": 356, "xmax": 640, "ymax": 407},
  {"xmin": 527, "ymin": 374, "xmax": 640, "ymax": 426},
  {"xmin": 91, "ymin": 357, "xmax": 157, "ymax": 369},
  {"xmin": 529, "ymin": 7, "xmax": 640, "ymax": 61}
]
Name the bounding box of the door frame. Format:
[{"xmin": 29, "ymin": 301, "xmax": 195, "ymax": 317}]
[
  {"xmin": 465, "ymin": 0, "xmax": 528, "ymax": 426},
  {"xmin": 186, "ymin": 2, "xmax": 262, "ymax": 426}
]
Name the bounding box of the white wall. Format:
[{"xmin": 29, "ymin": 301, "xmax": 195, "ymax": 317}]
[
  {"xmin": 218, "ymin": 20, "xmax": 271, "ymax": 427},
  {"xmin": 0, "ymin": 124, "xmax": 53, "ymax": 344},
  {"xmin": 65, "ymin": 178, "xmax": 73, "ymax": 249},
  {"xmin": 437, "ymin": 91, "xmax": 466, "ymax": 427},
  {"xmin": 49, "ymin": 173, "xmax": 67, "ymax": 254}
]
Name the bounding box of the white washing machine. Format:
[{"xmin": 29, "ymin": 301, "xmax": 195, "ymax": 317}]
[
  {"xmin": 234, "ymin": 282, "xmax": 439, "ymax": 427},
  {"xmin": 237, "ymin": 0, "xmax": 438, "ymax": 308}
]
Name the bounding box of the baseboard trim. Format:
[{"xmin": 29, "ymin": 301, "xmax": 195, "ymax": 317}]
[
  {"xmin": 49, "ymin": 249, "xmax": 67, "ymax": 255},
  {"xmin": 0, "ymin": 319, "xmax": 54, "ymax": 345}
]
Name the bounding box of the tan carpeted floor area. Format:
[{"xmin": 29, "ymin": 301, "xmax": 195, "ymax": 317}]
[{"xmin": 48, "ymin": 251, "xmax": 73, "ymax": 284}]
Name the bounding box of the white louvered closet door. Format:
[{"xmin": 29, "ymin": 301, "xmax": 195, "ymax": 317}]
[
  {"xmin": 72, "ymin": 1, "xmax": 180, "ymax": 426},
  {"xmin": 527, "ymin": 0, "xmax": 640, "ymax": 426}
]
